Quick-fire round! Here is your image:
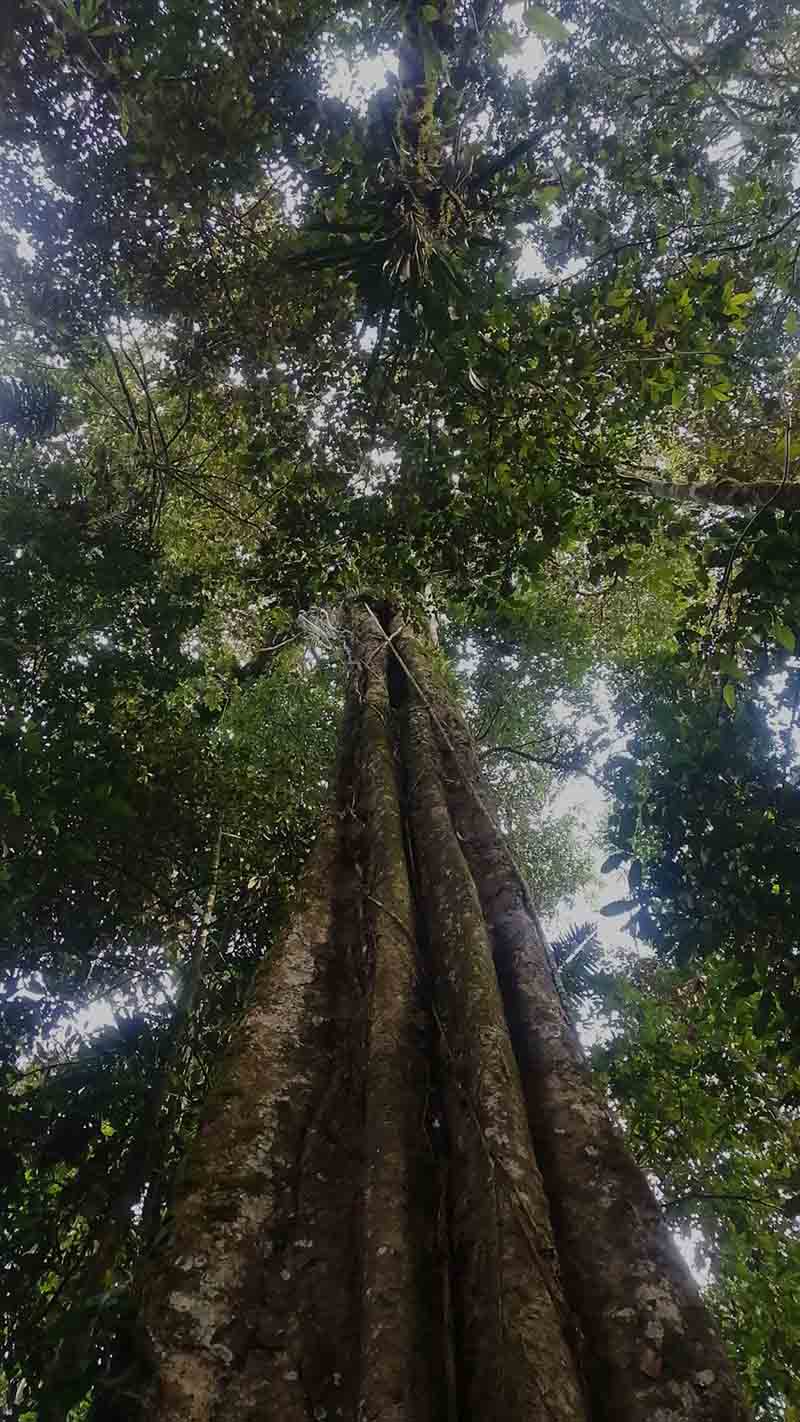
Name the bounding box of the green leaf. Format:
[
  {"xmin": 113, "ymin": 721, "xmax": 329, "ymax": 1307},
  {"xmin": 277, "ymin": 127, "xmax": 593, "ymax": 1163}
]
[
  {"xmin": 703, "ymin": 379, "xmax": 731, "ymax": 407},
  {"xmin": 607, "ymin": 286, "xmax": 633, "ymax": 308},
  {"xmin": 723, "ymin": 681, "xmax": 736, "ymax": 711},
  {"xmin": 523, "ymin": 6, "xmax": 570, "ymax": 42},
  {"xmin": 421, "ymin": 4, "xmax": 439, "ymax": 20},
  {"xmin": 533, "ymin": 185, "xmax": 561, "ymax": 211},
  {"xmin": 721, "ymin": 281, "xmax": 753, "ymax": 318},
  {"xmin": 0, "ymin": 783, "xmax": 21, "ymax": 815},
  {"xmin": 599, "ymin": 898, "xmax": 637, "ymax": 916},
  {"xmin": 774, "ymin": 622, "xmax": 796, "ymax": 653},
  {"xmin": 488, "ymin": 26, "xmax": 520, "ymax": 59},
  {"xmin": 719, "ymin": 655, "xmax": 745, "ymax": 681}
]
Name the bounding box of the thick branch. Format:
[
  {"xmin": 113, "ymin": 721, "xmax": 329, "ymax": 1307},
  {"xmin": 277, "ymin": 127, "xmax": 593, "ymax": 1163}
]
[{"xmin": 626, "ymin": 474, "xmax": 800, "ymax": 513}]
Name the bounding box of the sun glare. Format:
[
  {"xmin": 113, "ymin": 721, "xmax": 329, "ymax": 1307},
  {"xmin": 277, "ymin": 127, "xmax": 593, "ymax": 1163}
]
[{"xmin": 325, "ymin": 49, "xmax": 398, "ymax": 112}]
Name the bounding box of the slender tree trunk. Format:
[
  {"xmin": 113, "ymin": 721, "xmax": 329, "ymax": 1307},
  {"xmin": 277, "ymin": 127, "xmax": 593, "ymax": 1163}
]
[
  {"xmin": 136, "ymin": 605, "xmax": 750, "ymax": 1422},
  {"xmin": 626, "ymin": 473, "xmax": 800, "ymax": 512}
]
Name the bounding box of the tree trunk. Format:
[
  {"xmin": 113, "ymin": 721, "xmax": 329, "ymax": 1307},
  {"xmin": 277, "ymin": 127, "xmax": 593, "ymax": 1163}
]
[
  {"xmin": 626, "ymin": 473, "xmax": 800, "ymax": 513},
  {"xmin": 135, "ymin": 605, "xmax": 750, "ymax": 1422}
]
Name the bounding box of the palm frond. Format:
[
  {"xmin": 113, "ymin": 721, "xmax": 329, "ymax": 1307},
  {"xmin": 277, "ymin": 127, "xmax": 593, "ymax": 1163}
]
[
  {"xmin": 552, "ymin": 920, "xmax": 608, "ymax": 1009},
  {"xmin": 0, "ymin": 377, "xmax": 62, "ymax": 441}
]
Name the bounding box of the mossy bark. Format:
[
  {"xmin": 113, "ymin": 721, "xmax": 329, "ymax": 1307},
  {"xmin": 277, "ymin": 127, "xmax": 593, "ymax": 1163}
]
[{"xmin": 139, "ymin": 607, "xmax": 751, "ymax": 1422}]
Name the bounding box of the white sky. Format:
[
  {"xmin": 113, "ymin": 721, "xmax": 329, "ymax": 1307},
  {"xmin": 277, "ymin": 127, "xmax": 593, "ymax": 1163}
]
[
  {"xmin": 501, "ymin": 4, "xmax": 547, "ymax": 81},
  {"xmin": 325, "ymin": 47, "xmax": 398, "ymax": 110},
  {"xmin": 324, "ymin": 2, "xmax": 548, "ymax": 110}
]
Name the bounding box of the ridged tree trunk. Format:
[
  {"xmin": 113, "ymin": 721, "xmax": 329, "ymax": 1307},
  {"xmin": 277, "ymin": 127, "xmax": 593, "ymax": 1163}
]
[{"xmin": 137, "ymin": 605, "xmax": 750, "ymax": 1422}]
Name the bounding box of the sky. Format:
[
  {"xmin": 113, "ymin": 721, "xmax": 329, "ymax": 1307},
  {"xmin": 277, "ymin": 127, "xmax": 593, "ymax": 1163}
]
[
  {"xmin": 324, "ymin": 3, "xmax": 548, "ymax": 105},
  {"xmin": 545, "ymin": 690, "xmax": 636, "ymax": 951}
]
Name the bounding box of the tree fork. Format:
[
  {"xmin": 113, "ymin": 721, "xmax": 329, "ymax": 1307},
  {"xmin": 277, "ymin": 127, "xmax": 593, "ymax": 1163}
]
[{"xmin": 136, "ymin": 606, "xmax": 750, "ymax": 1422}]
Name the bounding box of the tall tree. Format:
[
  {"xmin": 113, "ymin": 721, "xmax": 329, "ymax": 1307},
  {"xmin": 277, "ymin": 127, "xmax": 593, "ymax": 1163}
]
[
  {"xmin": 137, "ymin": 606, "xmax": 747, "ymax": 1421},
  {"xmin": 4, "ymin": 0, "xmax": 800, "ymax": 1415}
]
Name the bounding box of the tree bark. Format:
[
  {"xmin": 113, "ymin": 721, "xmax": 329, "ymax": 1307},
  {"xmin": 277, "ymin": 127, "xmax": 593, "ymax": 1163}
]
[
  {"xmin": 396, "ymin": 621, "xmax": 750, "ymax": 1422},
  {"xmin": 136, "ymin": 605, "xmax": 751, "ymax": 1422},
  {"xmin": 626, "ymin": 473, "xmax": 800, "ymax": 513},
  {"xmin": 403, "ymin": 678, "xmax": 587, "ymax": 1422}
]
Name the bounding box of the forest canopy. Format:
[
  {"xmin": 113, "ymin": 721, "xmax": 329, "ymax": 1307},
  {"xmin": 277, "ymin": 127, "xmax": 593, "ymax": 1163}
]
[{"xmin": 1, "ymin": 1, "xmax": 800, "ymax": 1418}]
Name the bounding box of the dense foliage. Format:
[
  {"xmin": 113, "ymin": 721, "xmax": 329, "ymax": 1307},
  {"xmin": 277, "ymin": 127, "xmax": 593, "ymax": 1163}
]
[
  {"xmin": 595, "ymin": 959, "xmax": 800, "ymax": 1417},
  {"xmin": 2, "ymin": 0, "xmax": 800, "ymax": 1416}
]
